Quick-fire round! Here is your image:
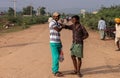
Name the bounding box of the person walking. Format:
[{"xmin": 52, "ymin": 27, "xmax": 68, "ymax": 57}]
[
  {"xmin": 63, "ymin": 15, "xmax": 89, "ymax": 77},
  {"xmin": 98, "ymin": 17, "xmax": 106, "ymax": 40},
  {"xmin": 114, "ymin": 18, "xmax": 120, "ymax": 51},
  {"xmin": 49, "ymin": 12, "xmax": 64, "ymax": 77}
]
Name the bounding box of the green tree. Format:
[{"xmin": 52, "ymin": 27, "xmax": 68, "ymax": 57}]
[
  {"xmin": 22, "ymin": 6, "xmax": 36, "ymax": 15},
  {"xmin": 81, "ymin": 5, "xmax": 120, "ymax": 30},
  {"xmin": 61, "ymin": 13, "xmax": 66, "ymax": 18},
  {"xmin": 39, "ymin": 7, "xmax": 46, "ymax": 15},
  {"xmin": 7, "ymin": 7, "xmax": 14, "ymax": 16}
]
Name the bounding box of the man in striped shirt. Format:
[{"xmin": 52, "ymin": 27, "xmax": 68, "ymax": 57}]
[{"xmin": 49, "ymin": 12, "xmax": 63, "ymax": 77}]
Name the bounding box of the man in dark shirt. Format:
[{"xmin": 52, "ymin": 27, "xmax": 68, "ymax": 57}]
[{"xmin": 63, "ymin": 15, "xmax": 89, "ymax": 77}]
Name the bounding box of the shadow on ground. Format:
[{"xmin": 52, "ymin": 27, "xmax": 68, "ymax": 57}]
[
  {"xmin": 61, "ymin": 65, "xmax": 120, "ymax": 76},
  {"xmin": 0, "ymin": 42, "xmax": 41, "ymax": 48}
]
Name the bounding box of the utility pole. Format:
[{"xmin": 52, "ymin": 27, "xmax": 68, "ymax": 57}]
[
  {"xmin": 30, "ymin": 3, "xmax": 33, "ymax": 16},
  {"xmin": 13, "ymin": 0, "xmax": 16, "ymax": 17}
]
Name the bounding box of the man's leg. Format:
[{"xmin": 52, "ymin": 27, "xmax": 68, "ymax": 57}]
[
  {"xmin": 77, "ymin": 57, "xmax": 83, "ymax": 77},
  {"xmin": 71, "ymin": 55, "xmax": 77, "ymax": 73},
  {"xmin": 99, "ymin": 30, "xmax": 103, "ymax": 39},
  {"xmin": 77, "ymin": 57, "xmax": 82, "ymax": 72},
  {"xmin": 99, "ymin": 30, "xmax": 104, "ymax": 40},
  {"xmin": 50, "ymin": 43, "xmax": 59, "ymax": 74},
  {"xmin": 103, "ymin": 31, "xmax": 106, "ymax": 39},
  {"xmin": 50, "ymin": 43, "xmax": 63, "ymax": 77},
  {"xmin": 116, "ymin": 41, "xmax": 120, "ymax": 50},
  {"xmin": 101, "ymin": 30, "xmax": 105, "ymax": 40}
]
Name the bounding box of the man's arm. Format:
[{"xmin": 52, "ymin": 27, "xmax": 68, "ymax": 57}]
[
  {"xmin": 50, "ymin": 21, "xmax": 63, "ymax": 32},
  {"xmin": 62, "ymin": 24, "xmax": 72, "ymax": 30},
  {"xmin": 98, "ymin": 21, "xmax": 100, "ymax": 30},
  {"xmin": 53, "ymin": 26, "xmax": 63, "ymax": 32},
  {"xmin": 104, "ymin": 21, "xmax": 107, "ymax": 30},
  {"xmin": 82, "ymin": 26, "xmax": 89, "ymax": 40}
]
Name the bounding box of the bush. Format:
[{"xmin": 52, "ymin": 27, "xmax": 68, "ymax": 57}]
[
  {"xmin": 35, "ymin": 16, "xmax": 48, "ymax": 24},
  {"xmin": 81, "ymin": 5, "xmax": 120, "ymax": 30},
  {"xmin": 7, "ymin": 16, "xmax": 23, "ymax": 26},
  {"xmin": 22, "ymin": 15, "xmax": 48, "ymax": 25},
  {"xmin": 0, "ymin": 15, "xmax": 49, "ymax": 32}
]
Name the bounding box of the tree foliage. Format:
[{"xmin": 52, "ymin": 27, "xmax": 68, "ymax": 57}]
[
  {"xmin": 39, "ymin": 7, "xmax": 46, "ymax": 15},
  {"xmin": 22, "ymin": 6, "xmax": 36, "ymax": 15},
  {"xmin": 7, "ymin": 7, "xmax": 14, "ymax": 16},
  {"xmin": 81, "ymin": 5, "xmax": 120, "ymax": 30}
]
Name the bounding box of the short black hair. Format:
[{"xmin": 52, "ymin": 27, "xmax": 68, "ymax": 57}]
[
  {"xmin": 72, "ymin": 15, "xmax": 80, "ymax": 20},
  {"xmin": 101, "ymin": 17, "xmax": 104, "ymax": 20}
]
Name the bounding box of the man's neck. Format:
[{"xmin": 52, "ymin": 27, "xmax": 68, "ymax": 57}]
[{"xmin": 74, "ymin": 22, "xmax": 80, "ymax": 25}]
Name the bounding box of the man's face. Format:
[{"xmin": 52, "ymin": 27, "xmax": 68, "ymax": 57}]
[
  {"xmin": 53, "ymin": 15, "xmax": 60, "ymax": 21},
  {"xmin": 71, "ymin": 18, "xmax": 77, "ymax": 24}
]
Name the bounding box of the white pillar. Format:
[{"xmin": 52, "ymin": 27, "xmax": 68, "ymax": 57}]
[{"xmin": 13, "ymin": 0, "xmax": 16, "ymax": 17}]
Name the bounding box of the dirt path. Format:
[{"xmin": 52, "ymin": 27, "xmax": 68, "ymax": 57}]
[{"xmin": 0, "ymin": 24, "xmax": 120, "ymax": 78}]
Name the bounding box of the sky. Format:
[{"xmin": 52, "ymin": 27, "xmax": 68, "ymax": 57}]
[{"xmin": 0, "ymin": 0, "xmax": 120, "ymax": 13}]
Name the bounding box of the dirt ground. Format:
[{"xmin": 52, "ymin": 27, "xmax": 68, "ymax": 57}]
[{"xmin": 0, "ymin": 23, "xmax": 120, "ymax": 78}]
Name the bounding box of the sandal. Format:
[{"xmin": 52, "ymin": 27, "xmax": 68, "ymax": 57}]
[
  {"xmin": 71, "ymin": 70, "xmax": 77, "ymax": 74},
  {"xmin": 54, "ymin": 71, "xmax": 63, "ymax": 77},
  {"xmin": 116, "ymin": 48, "xmax": 120, "ymax": 51},
  {"xmin": 77, "ymin": 72, "xmax": 83, "ymax": 77}
]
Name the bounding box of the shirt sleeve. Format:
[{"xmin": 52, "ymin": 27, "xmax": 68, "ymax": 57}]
[
  {"xmin": 49, "ymin": 21, "xmax": 59, "ymax": 29},
  {"xmin": 82, "ymin": 26, "xmax": 89, "ymax": 38},
  {"xmin": 98, "ymin": 21, "xmax": 100, "ymax": 29},
  {"xmin": 64, "ymin": 25, "xmax": 73, "ymax": 30}
]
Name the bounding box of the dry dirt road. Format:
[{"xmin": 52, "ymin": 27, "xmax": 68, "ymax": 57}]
[{"xmin": 0, "ymin": 24, "xmax": 120, "ymax": 78}]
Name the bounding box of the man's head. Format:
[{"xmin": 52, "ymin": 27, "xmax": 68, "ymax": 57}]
[
  {"xmin": 114, "ymin": 18, "xmax": 120, "ymax": 24},
  {"xmin": 71, "ymin": 15, "xmax": 80, "ymax": 24},
  {"xmin": 101, "ymin": 17, "xmax": 104, "ymax": 20},
  {"xmin": 52, "ymin": 12, "xmax": 60, "ymax": 21}
]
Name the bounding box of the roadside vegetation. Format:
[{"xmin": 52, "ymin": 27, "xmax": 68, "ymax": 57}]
[
  {"xmin": 0, "ymin": 6, "xmax": 48, "ymax": 33},
  {"xmin": 0, "ymin": 5, "xmax": 120, "ymax": 33},
  {"xmin": 80, "ymin": 5, "xmax": 120, "ymax": 30}
]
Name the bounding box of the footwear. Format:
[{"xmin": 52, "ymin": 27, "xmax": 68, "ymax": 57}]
[
  {"xmin": 115, "ymin": 48, "xmax": 120, "ymax": 51},
  {"xmin": 101, "ymin": 39, "xmax": 105, "ymax": 40},
  {"xmin": 54, "ymin": 71, "xmax": 63, "ymax": 77},
  {"xmin": 71, "ymin": 70, "xmax": 77, "ymax": 74},
  {"xmin": 77, "ymin": 72, "xmax": 83, "ymax": 77}
]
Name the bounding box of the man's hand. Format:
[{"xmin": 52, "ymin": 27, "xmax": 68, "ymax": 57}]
[{"xmin": 60, "ymin": 24, "xmax": 66, "ymax": 28}]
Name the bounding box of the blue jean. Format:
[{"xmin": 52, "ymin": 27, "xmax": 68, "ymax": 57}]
[{"xmin": 50, "ymin": 43, "xmax": 62, "ymax": 74}]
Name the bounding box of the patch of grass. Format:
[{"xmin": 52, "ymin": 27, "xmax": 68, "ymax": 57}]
[{"xmin": 0, "ymin": 26, "xmax": 29, "ymax": 34}]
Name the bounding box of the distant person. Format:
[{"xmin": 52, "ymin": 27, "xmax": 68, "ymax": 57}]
[
  {"xmin": 65, "ymin": 16, "xmax": 70, "ymax": 23},
  {"xmin": 68, "ymin": 16, "xmax": 72, "ymax": 21},
  {"xmin": 62, "ymin": 15, "xmax": 89, "ymax": 77},
  {"xmin": 114, "ymin": 18, "xmax": 120, "ymax": 51},
  {"xmin": 48, "ymin": 15, "xmax": 53, "ymax": 23},
  {"xmin": 98, "ymin": 17, "xmax": 106, "ymax": 40},
  {"xmin": 49, "ymin": 12, "xmax": 64, "ymax": 77}
]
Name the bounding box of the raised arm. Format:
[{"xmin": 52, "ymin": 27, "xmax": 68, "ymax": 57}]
[{"xmin": 62, "ymin": 24, "xmax": 73, "ymax": 30}]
